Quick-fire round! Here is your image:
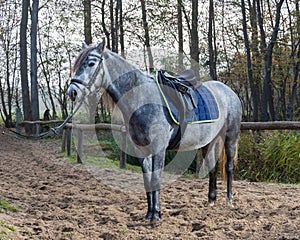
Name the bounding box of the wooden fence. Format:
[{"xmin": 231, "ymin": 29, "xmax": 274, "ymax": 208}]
[
  {"xmin": 20, "ymin": 120, "xmax": 65, "ymax": 135},
  {"xmin": 19, "ymin": 120, "xmax": 300, "ymax": 169},
  {"xmin": 61, "ymin": 123, "xmax": 127, "ymax": 168}
]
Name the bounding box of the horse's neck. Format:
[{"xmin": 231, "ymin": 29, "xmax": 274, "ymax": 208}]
[{"xmin": 103, "ymin": 52, "xmax": 153, "ymax": 119}]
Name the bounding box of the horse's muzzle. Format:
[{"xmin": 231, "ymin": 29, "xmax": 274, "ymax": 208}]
[{"xmin": 67, "ymin": 84, "xmax": 78, "ymax": 101}]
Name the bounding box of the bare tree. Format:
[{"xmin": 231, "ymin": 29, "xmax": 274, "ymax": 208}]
[
  {"xmin": 20, "ymin": 0, "xmax": 32, "ymax": 131},
  {"xmin": 286, "ymin": 0, "xmax": 300, "ymax": 120},
  {"xmin": 83, "ymin": 0, "xmax": 92, "ymax": 45},
  {"xmin": 259, "ymin": 0, "xmax": 284, "ymax": 121},
  {"xmin": 0, "ymin": 0, "xmax": 20, "ymax": 127},
  {"xmin": 140, "ymin": 0, "xmax": 154, "ymax": 71},
  {"xmin": 177, "ymin": 0, "xmax": 184, "ymax": 71},
  {"xmin": 118, "ymin": 0, "xmax": 125, "ymax": 57},
  {"xmin": 241, "ymin": 0, "xmax": 259, "ymax": 121},
  {"xmin": 190, "ymin": 0, "xmax": 199, "ymax": 78},
  {"xmin": 208, "ymin": 0, "xmax": 217, "ymax": 80},
  {"xmin": 30, "ymin": 0, "xmax": 39, "ymax": 121}
]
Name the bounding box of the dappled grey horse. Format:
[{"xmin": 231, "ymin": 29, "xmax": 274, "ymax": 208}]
[{"xmin": 67, "ymin": 39, "xmax": 242, "ymax": 225}]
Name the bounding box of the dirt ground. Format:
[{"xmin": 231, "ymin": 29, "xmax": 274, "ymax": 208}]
[{"xmin": 0, "ymin": 129, "xmax": 299, "ymax": 240}]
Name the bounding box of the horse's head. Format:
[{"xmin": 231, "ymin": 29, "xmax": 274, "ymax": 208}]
[{"xmin": 67, "ymin": 39, "xmax": 106, "ymax": 102}]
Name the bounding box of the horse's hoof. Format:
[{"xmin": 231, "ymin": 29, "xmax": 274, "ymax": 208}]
[
  {"xmin": 145, "ymin": 211, "xmax": 153, "ymax": 220},
  {"xmin": 226, "ymin": 198, "xmax": 234, "ymax": 207},
  {"xmin": 150, "ymin": 211, "xmax": 161, "ymax": 227},
  {"xmin": 208, "ymin": 201, "xmax": 215, "ymax": 207},
  {"xmin": 150, "ymin": 218, "xmax": 161, "ymax": 228}
]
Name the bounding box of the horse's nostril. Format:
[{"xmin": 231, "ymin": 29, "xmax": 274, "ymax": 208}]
[
  {"xmin": 72, "ymin": 89, "xmax": 77, "ymax": 97},
  {"xmin": 68, "ymin": 87, "xmax": 78, "ymax": 101}
]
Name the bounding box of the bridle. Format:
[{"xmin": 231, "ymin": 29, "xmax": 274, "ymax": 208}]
[{"xmin": 70, "ymin": 53, "xmax": 104, "ymax": 93}]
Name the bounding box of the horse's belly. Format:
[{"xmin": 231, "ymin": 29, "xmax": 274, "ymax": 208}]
[{"xmin": 176, "ymin": 121, "xmax": 224, "ymax": 151}]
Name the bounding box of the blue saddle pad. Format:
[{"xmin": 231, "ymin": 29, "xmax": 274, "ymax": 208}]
[
  {"xmin": 167, "ymin": 85, "xmax": 219, "ymax": 124},
  {"xmin": 193, "ymin": 85, "xmax": 219, "ymax": 122}
]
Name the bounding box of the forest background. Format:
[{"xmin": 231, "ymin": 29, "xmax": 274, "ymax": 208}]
[{"xmin": 0, "ymin": 0, "xmax": 299, "ymax": 128}]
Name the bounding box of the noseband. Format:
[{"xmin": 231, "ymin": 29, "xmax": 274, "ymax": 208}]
[{"xmin": 71, "ymin": 53, "xmax": 104, "ymax": 93}]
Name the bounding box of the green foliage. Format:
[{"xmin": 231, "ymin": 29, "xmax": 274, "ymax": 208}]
[
  {"xmin": 237, "ymin": 131, "xmax": 300, "ymax": 183},
  {"xmin": 66, "ymin": 128, "xmax": 300, "ymax": 184}
]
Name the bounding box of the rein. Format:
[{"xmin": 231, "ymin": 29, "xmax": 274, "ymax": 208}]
[{"xmin": 2, "ymin": 95, "xmax": 84, "ymax": 140}]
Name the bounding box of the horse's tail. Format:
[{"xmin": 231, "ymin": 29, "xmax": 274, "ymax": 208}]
[{"xmin": 221, "ymin": 144, "xmax": 239, "ymax": 183}]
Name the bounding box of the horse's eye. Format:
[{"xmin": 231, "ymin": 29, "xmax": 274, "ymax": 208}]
[{"xmin": 88, "ymin": 62, "xmax": 95, "ymax": 67}]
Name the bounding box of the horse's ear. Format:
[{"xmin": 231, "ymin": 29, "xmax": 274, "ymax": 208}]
[
  {"xmin": 96, "ymin": 37, "xmax": 106, "ymax": 53},
  {"xmin": 82, "ymin": 42, "xmax": 88, "ymax": 49}
]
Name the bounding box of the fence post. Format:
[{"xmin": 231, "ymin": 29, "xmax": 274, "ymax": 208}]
[
  {"xmin": 77, "ymin": 128, "xmax": 83, "ymax": 164},
  {"xmin": 35, "ymin": 123, "xmax": 40, "ymax": 136},
  {"xmin": 120, "ymin": 131, "xmax": 127, "ymax": 169},
  {"xmin": 67, "ymin": 128, "xmax": 72, "ymax": 156},
  {"xmin": 61, "ymin": 128, "xmax": 67, "ymax": 152},
  {"xmin": 16, "ymin": 108, "xmax": 22, "ymax": 136}
]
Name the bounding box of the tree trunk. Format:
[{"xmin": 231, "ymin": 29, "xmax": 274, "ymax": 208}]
[
  {"xmin": 119, "ymin": 0, "xmax": 125, "ymax": 57},
  {"xmin": 190, "ymin": 0, "xmax": 199, "ymax": 79},
  {"xmin": 102, "ymin": 0, "xmax": 111, "ymax": 49},
  {"xmin": 20, "ymin": 0, "xmax": 32, "ymax": 132},
  {"xmin": 241, "ymin": 0, "xmax": 259, "ymax": 121},
  {"xmin": 177, "ymin": 0, "xmax": 184, "ymax": 72},
  {"xmin": 208, "ymin": 0, "xmax": 217, "ymax": 80},
  {"xmin": 83, "ymin": 0, "xmax": 96, "ymax": 122},
  {"xmin": 83, "ymin": 0, "xmax": 92, "ymax": 45},
  {"xmin": 248, "ymin": 0, "xmax": 262, "ymax": 120},
  {"xmin": 31, "ymin": 0, "xmax": 39, "ymax": 121},
  {"xmin": 259, "ymin": 0, "xmax": 284, "ymax": 121},
  {"xmin": 140, "ymin": 0, "xmax": 154, "ymax": 71},
  {"xmin": 286, "ymin": 0, "xmax": 300, "ymax": 120},
  {"xmin": 110, "ymin": 0, "xmax": 118, "ymax": 52}
]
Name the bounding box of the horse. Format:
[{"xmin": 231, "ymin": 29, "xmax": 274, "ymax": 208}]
[{"xmin": 67, "ymin": 39, "xmax": 242, "ymax": 226}]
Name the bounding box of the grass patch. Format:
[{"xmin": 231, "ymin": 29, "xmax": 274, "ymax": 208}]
[
  {"xmin": 237, "ymin": 130, "xmax": 300, "ymax": 184},
  {"xmin": 62, "ymin": 128, "xmax": 300, "ymax": 184},
  {"xmin": 0, "ymin": 199, "xmax": 18, "ymax": 213},
  {"xmin": 0, "ymin": 220, "xmax": 16, "ymax": 240}
]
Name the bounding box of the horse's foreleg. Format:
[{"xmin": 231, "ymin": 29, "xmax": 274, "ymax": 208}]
[
  {"xmin": 140, "ymin": 151, "xmax": 165, "ymax": 225},
  {"xmin": 150, "ymin": 152, "xmax": 165, "ymax": 226},
  {"xmin": 139, "ymin": 157, "xmax": 153, "ymax": 219}
]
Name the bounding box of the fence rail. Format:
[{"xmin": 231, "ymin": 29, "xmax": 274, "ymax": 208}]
[
  {"xmin": 240, "ymin": 121, "xmax": 300, "ymax": 130},
  {"xmin": 19, "ymin": 120, "xmax": 300, "ymax": 168}
]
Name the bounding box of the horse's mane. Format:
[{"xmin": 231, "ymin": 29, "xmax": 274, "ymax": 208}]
[
  {"xmin": 101, "ymin": 91, "xmax": 124, "ymax": 124},
  {"xmin": 72, "ymin": 46, "xmax": 97, "ymax": 74}
]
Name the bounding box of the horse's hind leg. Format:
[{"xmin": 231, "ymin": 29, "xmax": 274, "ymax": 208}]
[
  {"xmin": 224, "ymin": 135, "xmax": 239, "ymax": 205},
  {"xmin": 202, "ymin": 143, "xmax": 218, "ymax": 206}
]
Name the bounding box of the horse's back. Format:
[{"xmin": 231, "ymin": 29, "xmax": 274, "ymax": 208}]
[
  {"xmin": 203, "ymin": 80, "xmax": 242, "ymax": 136},
  {"xmin": 203, "ymin": 80, "xmax": 242, "ymax": 117}
]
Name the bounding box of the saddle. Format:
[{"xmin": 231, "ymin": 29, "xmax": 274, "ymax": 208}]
[{"xmin": 156, "ymin": 69, "xmax": 200, "ymax": 111}]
